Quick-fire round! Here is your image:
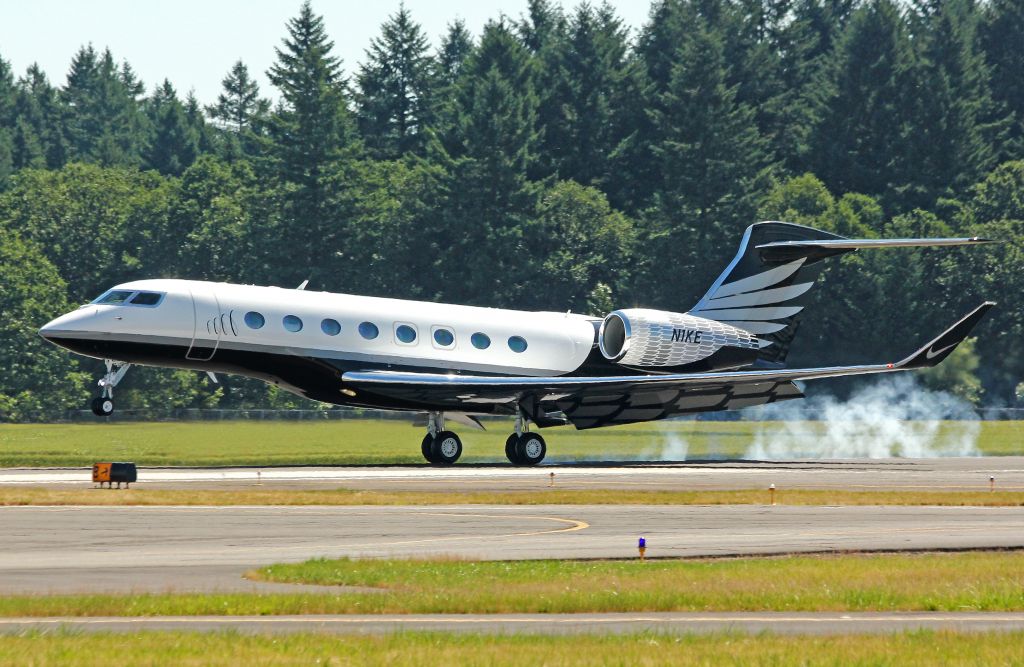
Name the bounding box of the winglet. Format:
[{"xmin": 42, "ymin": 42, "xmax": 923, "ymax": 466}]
[{"xmin": 897, "ymin": 302, "xmax": 995, "ymax": 370}]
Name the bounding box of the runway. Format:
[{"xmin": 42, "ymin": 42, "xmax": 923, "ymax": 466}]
[
  {"xmin": 2, "ymin": 504, "xmax": 1022, "ymax": 594},
  {"xmin": 2, "ymin": 457, "xmax": 1024, "ymax": 492},
  {"xmin": 4, "ymin": 612, "xmax": 1024, "ymax": 636}
]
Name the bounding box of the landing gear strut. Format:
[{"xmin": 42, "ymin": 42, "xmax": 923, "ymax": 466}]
[
  {"xmin": 421, "ymin": 412, "xmax": 463, "ymax": 465},
  {"xmin": 505, "ymin": 409, "xmax": 546, "ymax": 466},
  {"xmin": 91, "ymin": 360, "xmax": 131, "ymax": 417}
]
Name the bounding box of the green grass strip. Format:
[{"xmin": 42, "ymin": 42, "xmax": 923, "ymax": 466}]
[
  {"xmin": 2, "ymin": 552, "xmax": 1022, "ymax": 617},
  {"xmin": 0, "ymin": 419, "xmax": 1019, "ymax": 467}
]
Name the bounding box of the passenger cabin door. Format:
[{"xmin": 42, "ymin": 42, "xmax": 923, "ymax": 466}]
[{"xmin": 186, "ymin": 284, "xmax": 221, "ymax": 361}]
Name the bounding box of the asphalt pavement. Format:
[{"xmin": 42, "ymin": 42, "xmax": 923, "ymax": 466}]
[{"xmin": 1, "ymin": 504, "xmax": 1022, "ymax": 594}]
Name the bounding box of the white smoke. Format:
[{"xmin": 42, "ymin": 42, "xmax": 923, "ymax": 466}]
[
  {"xmin": 641, "ymin": 425, "xmax": 690, "ymax": 461},
  {"xmin": 744, "ymin": 375, "xmax": 981, "ymax": 459},
  {"xmin": 548, "ymin": 422, "xmax": 692, "ymax": 463}
]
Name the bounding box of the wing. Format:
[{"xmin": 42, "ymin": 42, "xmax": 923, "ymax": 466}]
[{"xmin": 342, "ymin": 303, "xmax": 993, "ymax": 429}]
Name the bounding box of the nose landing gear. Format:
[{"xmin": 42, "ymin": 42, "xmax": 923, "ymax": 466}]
[
  {"xmin": 90, "ymin": 360, "xmax": 131, "ymax": 417},
  {"xmin": 421, "ymin": 412, "xmax": 463, "ymax": 465}
]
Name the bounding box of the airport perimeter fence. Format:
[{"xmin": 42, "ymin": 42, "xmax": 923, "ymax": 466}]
[{"xmin": 36, "ymin": 406, "xmax": 1024, "ymax": 423}]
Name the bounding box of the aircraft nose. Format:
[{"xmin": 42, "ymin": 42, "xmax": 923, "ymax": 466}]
[
  {"xmin": 39, "ymin": 308, "xmax": 92, "ymax": 341},
  {"xmin": 39, "ymin": 316, "xmax": 66, "ymax": 341}
]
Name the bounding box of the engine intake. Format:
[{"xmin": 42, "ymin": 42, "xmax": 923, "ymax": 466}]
[{"xmin": 598, "ymin": 308, "xmax": 760, "ymax": 369}]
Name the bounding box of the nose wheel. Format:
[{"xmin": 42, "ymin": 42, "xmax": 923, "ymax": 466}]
[
  {"xmin": 91, "ymin": 397, "xmax": 114, "ymax": 417},
  {"xmin": 90, "ymin": 360, "xmax": 131, "ymax": 417}
]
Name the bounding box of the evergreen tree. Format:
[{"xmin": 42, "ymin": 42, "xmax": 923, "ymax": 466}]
[
  {"xmin": 518, "ymin": 0, "xmax": 565, "ymax": 54},
  {"xmin": 908, "ymin": 0, "xmax": 1002, "ymax": 207},
  {"xmin": 355, "ymin": 6, "xmax": 437, "ymax": 159},
  {"xmin": 0, "ymin": 56, "xmax": 14, "ymax": 128},
  {"xmin": 539, "ymin": 2, "xmax": 634, "ymax": 188},
  {"xmin": 144, "ymin": 80, "xmax": 198, "ymax": 176},
  {"xmin": 184, "ymin": 92, "xmax": 215, "ymax": 155},
  {"xmin": 15, "ymin": 64, "xmax": 68, "ymax": 169},
  {"xmin": 521, "ymin": 0, "xmax": 567, "ymax": 180},
  {"xmin": 61, "ymin": 46, "xmax": 146, "ymax": 166},
  {"xmin": 11, "ymin": 117, "xmax": 45, "ymax": 170},
  {"xmin": 637, "ymin": 0, "xmax": 687, "ymax": 95},
  {"xmin": 207, "ymin": 60, "xmax": 269, "ymax": 132},
  {"xmin": 981, "ymin": 0, "xmax": 1024, "ymax": 158},
  {"xmin": 810, "ymin": 0, "xmax": 917, "ymax": 212},
  {"xmin": 645, "ymin": 17, "xmax": 772, "ymax": 307},
  {"xmin": 436, "ymin": 20, "xmax": 541, "ymax": 305},
  {"xmin": 770, "ymin": 0, "xmax": 858, "ymax": 172},
  {"xmin": 434, "ymin": 21, "xmax": 475, "ymax": 141},
  {"xmin": 266, "ymin": 1, "xmax": 354, "ymax": 284},
  {"xmin": 437, "ymin": 20, "xmax": 474, "ymax": 86},
  {"xmin": 0, "ymin": 57, "xmax": 15, "ymax": 188},
  {"xmin": 119, "ymin": 62, "xmax": 145, "ymax": 99}
]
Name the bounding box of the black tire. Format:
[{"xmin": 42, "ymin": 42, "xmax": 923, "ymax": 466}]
[
  {"xmin": 430, "ymin": 431, "xmax": 463, "ymax": 465},
  {"xmin": 514, "ymin": 433, "xmax": 546, "ymax": 466},
  {"xmin": 505, "ymin": 433, "xmax": 520, "ymax": 465},
  {"xmin": 421, "ymin": 433, "xmax": 436, "ymax": 464},
  {"xmin": 91, "ymin": 397, "xmax": 114, "ymax": 417}
]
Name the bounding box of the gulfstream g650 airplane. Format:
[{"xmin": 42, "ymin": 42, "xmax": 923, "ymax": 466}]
[{"xmin": 40, "ymin": 222, "xmax": 994, "ymax": 466}]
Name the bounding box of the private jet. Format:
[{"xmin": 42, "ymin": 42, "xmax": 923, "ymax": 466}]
[{"xmin": 39, "ymin": 222, "xmax": 994, "ymax": 465}]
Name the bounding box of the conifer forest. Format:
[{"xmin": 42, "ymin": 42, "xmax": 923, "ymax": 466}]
[{"xmin": 1, "ymin": 0, "xmax": 1023, "ymax": 418}]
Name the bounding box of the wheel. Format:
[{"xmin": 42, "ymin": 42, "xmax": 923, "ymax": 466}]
[
  {"xmin": 421, "ymin": 433, "xmax": 436, "ymax": 464},
  {"xmin": 91, "ymin": 397, "xmax": 114, "ymax": 417},
  {"xmin": 514, "ymin": 433, "xmax": 546, "ymax": 466},
  {"xmin": 430, "ymin": 431, "xmax": 462, "ymax": 465},
  {"xmin": 505, "ymin": 433, "xmax": 520, "ymax": 465}
]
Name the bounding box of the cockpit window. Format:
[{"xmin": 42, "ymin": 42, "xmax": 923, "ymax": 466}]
[
  {"xmin": 94, "ymin": 290, "xmax": 134, "ymax": 305},
  {"xmin": 129, "ymin": 292, "xmax": 163, "ymax": 306}
]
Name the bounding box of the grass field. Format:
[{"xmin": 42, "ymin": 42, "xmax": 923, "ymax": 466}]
[
  {"xmin": 2, "ymin": 630, "xmax": 1022, "ymax": 666},
  {"xmin": 246, "ymin": 552, "xmax": 1024, "ymax": 614},
  {"xmin": 0, "ymin": 419, "xmax": 1019, "ymax": 467},
  {"xmin": 2, "ymin": 487, "xmax": 1023, "ymax": 506},
  {"xmin": 2, "ymin": 552, "xmax": 1022, "ymax": 617}
]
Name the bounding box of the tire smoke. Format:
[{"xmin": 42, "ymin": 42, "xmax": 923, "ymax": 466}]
[{"xmin": 744, "ymin": 375, "xmax": 981, "ymax": 459}]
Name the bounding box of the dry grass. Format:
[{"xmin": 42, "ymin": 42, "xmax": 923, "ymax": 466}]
[
  {"xmin": 1, "ymin": 487, "xmax": 1023, "ymax": 506},
  {"xmin": 1, "ymin": 630, "xmax": 1023, "ymax": 666},
  {"xmin": 1, "ymin": 552, "xmax": 1022, "ymax": 617}
]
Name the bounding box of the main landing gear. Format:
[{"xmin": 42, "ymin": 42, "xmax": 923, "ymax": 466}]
[
  {"xmin": 90, "ymin": 360, "xmax": 131, "ymax": 417},
  {"xmin": 505, "ymin": 411, "xmax": 546, "ymax": 466},
  {"xmin": 418, "ymin": 409, "xmax": 547, "ymax": 466},
  {"xmin": 421, "ymin": 412, "xmax": 464, "ymax": 465}
]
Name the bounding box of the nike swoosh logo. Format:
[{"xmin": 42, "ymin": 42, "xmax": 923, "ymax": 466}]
[{"xmin": 925, "ymin": 342, "xmax": 958, "ymax": 360}]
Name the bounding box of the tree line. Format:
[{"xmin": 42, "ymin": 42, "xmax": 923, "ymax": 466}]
[{"xmin": 1, "ymin": 0, "xmax": 1022, "ymax": 419}]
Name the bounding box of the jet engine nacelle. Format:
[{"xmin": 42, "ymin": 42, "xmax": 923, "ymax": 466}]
[{"xmin": 597, "ymin": 308, "xmax": 761, "ymax": 369}]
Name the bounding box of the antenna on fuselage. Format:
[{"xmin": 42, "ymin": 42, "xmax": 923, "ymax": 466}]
[{"xmin": 296, "ymin": 280, "xmax": 309, "ymax": 290}]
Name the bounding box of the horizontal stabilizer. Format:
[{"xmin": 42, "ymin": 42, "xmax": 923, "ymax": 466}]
[{"xmin": 755, "ymin": 237, "xmax": 996, "ymax": 263}]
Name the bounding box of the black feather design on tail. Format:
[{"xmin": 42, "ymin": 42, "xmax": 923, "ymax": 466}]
[{"xmin": 689, "ymin": 222, "xmax": 852, "ymax": 364}]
